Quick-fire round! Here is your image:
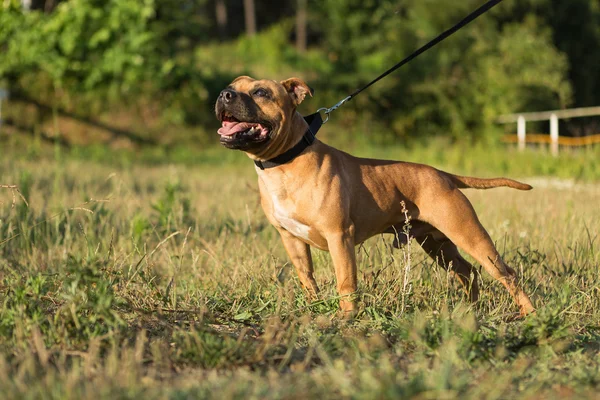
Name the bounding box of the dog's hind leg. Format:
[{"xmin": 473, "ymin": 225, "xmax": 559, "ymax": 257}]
[
  {"xmin": 421, "ymin": 189, "xmax": 534, "ymax": 316},
  {"xmin": 415, "ymin": 232, "xmax": 480, "ymax": 302}
]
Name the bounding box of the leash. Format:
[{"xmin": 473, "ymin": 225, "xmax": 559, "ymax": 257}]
[
  {"xmin": 317, "ymin": 0, "xmax": 504, "ymax": 123},
  {"xmin": 256, "ymin": 0, "xmax": 504, "ymax": 169}
]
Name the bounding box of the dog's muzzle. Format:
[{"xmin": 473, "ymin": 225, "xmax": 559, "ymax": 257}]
[{"xmin": 215, "ymin": 93, "xmax": 271, "ymax": 150}]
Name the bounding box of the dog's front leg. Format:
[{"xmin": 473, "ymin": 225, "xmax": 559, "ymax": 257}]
[
  {"xmin": 327, "ymin": 229, "xmax": 358, "ymax": 316},
  {"xmin": 279, "ymin": 230, "xmax": 319, "ymax": 299}
]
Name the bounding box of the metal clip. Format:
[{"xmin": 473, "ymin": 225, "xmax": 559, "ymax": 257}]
[{"xmin": 317, "ymin": 95, "xmax": 352, "ymax": 124}]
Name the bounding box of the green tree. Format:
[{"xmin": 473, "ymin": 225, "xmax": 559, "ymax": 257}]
[
  {"xmin": 0, "ymin": 0, "xmax": 588, "ymax": 145},
  {"xmin": 500, "ymin": 0, "xmax": 600, "ymax": 108},
  {"xmin": 315, "ymin": 0, "xmax": 572, "ymax": 141}
]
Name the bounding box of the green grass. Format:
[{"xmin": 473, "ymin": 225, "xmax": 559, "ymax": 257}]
[
  {"xmin": 4, "ymin": 127, "xmax": 600, "ymax": 181},
  {"xmin": 1, "ymin": 145, "xmax": 599, "ymax": 399}
]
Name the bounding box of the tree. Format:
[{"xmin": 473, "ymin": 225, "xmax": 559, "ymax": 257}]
[
  {"xmin": 243, "ymin": 0, "xmax": 256, "ymax": 36},
  {"xmin": 296, "ymin": 0, "xmax": 307, "ymax": 53},
  {"xmin": 215, "ymin": 0, "xmax": 227, "ymax": 39},
  {"xmin": 314, "ymin": 0, "xmax": 572, "ymax": 141}
]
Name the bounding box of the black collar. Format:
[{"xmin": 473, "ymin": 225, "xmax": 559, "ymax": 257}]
[{"xmin": 254, "ymin": 112, "xmax": 323, "ymax": 170}]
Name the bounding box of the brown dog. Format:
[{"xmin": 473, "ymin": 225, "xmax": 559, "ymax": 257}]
[{"xmin": 215, "ymin": 76, "xmax": 535, "ymax": 316}]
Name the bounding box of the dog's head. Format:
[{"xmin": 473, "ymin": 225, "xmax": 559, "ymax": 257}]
[{"xmin": 215, "ymin": 76, "xmax": 313, "ymax": 155}]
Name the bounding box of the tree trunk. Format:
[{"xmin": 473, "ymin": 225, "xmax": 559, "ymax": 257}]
[
  {"xmin": 215, "ymin": 0, "xmax": 228, "ymax": 39},
  {"xmin": 44, "ymin": 0, "xmax": 56, "ymax": 13},
  {"xmin": 296, "ymin": 0, "xmax": 307, "ymax": 53},
  {"xmin": 243, "ymin": 0, "xmax": 256, "ymax": 37}
]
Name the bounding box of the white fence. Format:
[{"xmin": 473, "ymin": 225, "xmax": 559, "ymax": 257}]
[{"xmin": 497, "ymin": 106, "xmax": 600, "ymax": 156}]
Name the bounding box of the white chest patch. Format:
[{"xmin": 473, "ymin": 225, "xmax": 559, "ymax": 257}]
[
  {"xmin": 271, "ymin": 195, "xmax": 312, "ymax": 242},
  {"xmin": 256, "ymin": 166, "xmax": 315, "ymax": 244}
]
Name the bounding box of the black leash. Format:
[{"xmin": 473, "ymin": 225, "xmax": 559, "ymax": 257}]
[
  {"xmin": 317, "ymin": 0, "xmax": 504, "ymax": 123},
  {"xmin": 256, "ymin": 0, "xmax": 503, "ymax": 169}
]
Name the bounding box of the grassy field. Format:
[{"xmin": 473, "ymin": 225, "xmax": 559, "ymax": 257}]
[{"xmin": 1, "ymin": 145, "xmax": 599, "ymax": 399}]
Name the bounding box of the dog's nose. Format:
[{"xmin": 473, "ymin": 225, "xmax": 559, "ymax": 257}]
[{"xmin": 220, "ymin": 89, "xmax": 237, "ymax": 103}]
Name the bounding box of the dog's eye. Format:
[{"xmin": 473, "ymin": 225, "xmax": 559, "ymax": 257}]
[{"xmin": 253, "ymin": 88, "xmax": 269, "ymax": 98}]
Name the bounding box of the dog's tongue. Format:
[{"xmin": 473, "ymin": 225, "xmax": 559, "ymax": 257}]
[
  {"xmin": 218, "ymin": 121, "xmax": 255, "ymax": 136},
  {"xmin": 218, "ymin": 121, "xmax": 270, "ymax": 138}
]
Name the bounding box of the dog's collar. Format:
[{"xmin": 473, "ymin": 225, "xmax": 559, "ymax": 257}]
[{"xmin": 254, "ymin": 112, "xmax": 323, "ymax": 170}]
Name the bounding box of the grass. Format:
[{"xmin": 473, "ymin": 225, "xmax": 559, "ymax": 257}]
[
  {"xmin": 0, "ymin": 144, "xmax": 599, "ymax": 399},
  {"xmin": 4, "ymin": 125, "xmax": 600, "ymax": 181}
]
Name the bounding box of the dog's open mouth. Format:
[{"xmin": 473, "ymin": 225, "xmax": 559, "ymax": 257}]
[{"xmin": 218, "ymin": 112, "xmax": 270, "ymax": 146}]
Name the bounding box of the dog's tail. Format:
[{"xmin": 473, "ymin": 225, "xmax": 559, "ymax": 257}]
[{"xmin": 448, "ymin": 174, "xmax": 532, "ymax": 191}]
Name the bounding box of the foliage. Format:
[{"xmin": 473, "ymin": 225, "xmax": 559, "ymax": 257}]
[
  {"xmin": 1, "ymin": 0, "xmax": 597, "ymax": 145},
  {"xmin": 500, "ymin": 0, "xmax": 600, "ymax": 108},
  {"xmin": 0, "ymin": 0, "xmax": 210, "ymax": 128},
  {"xmin": 2, "ymin": 0, "xmax": 156, "ymax": 93},
  {"xmin": 314, "ymin": 0, "xmax": 571, "ymax": 141}
]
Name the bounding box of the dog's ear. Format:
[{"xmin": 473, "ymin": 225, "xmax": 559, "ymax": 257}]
[{"xmin": 280, "ymin": 78, "xmax": 314, "ymax": 106}]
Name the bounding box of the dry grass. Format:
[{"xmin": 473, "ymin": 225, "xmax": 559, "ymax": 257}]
[
  {"xmin": 0, "ymin": 184, "xmax": 28, "ymax": 209},
  {"xmin": 0, "ymin": 153, "xmax": 599, "ymax": 399}
]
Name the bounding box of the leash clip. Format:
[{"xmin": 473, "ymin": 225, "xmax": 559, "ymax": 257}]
[{"xmin": 317, "ymin": 95, "xmax": 351, "ymax": 124}]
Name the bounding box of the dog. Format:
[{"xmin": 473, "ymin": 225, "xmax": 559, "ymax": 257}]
[{"xmin": 215, "ymin": 76, "xmax": 535, "ymax": 316}]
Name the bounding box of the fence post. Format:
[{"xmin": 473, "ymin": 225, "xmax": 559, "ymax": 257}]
[
  {"xmin": 550, "ymin": 113, "xmax": 559, "ymax": 156},
  {"xmin": 517, "ymin": 115, "xmax": 526, "ymax": 151}
]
